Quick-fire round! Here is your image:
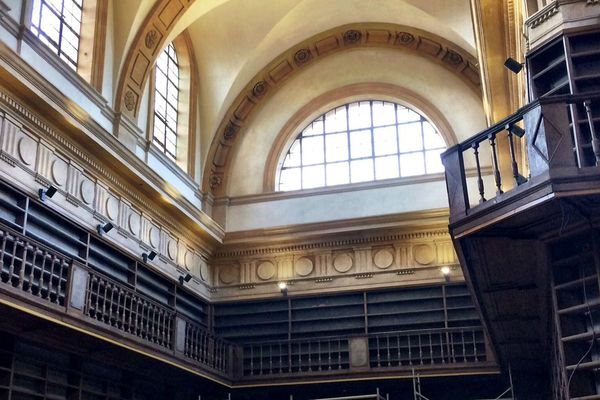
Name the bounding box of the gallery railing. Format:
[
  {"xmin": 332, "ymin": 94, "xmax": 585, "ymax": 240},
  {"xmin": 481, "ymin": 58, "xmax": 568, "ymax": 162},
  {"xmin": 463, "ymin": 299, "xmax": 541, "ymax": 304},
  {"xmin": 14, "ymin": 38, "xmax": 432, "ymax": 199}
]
[{"xmin": 442, "ymin": 94, "xmax": 600, "ymax": 222}]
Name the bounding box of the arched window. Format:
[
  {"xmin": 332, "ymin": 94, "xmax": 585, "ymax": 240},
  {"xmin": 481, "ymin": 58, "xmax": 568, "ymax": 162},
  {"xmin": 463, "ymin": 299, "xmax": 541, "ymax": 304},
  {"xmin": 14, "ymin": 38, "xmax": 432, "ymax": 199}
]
[
  {"xmin": 153, "ymin": 43, "xmax": 180, "ymax": 161},
  {"xmin": 278, "ymin": 100, "xmax": 446, "ymax": 191},
  {"xmin": 30, "ymin": 0, "xmax": 83, "ymax": 70}
]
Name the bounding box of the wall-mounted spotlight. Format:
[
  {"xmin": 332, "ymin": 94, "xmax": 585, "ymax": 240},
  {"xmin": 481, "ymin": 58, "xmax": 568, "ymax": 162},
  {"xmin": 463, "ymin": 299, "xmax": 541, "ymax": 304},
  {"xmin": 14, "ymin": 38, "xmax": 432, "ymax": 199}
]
[
  {"xmin": 504, "ymin": 57, "xmax": 523, "ymax": 74},
  {"xmin": 142, "ymin": 250, "xmax": 157, "ymax": 263},
  {"xmin": 179, "ymin": 273, "xmax": 193, "ymax": 285},
  {"xmin": 96, "ymin": 222, "xmax": 114, "ymax": 236},
  {"xmin": 441, "ymin": 266, "xmax": 451, "ymax": 282},
  {"xmin": 506, "ymin": 123, "xmax": 526, "ymax": 138},
  {"xmin": 278, "ymin": 282, "xmax": 288, "ymax": 296},
  {"xmin": 38, "ymin": 185, "xmax": 58, "ymax": 202}
]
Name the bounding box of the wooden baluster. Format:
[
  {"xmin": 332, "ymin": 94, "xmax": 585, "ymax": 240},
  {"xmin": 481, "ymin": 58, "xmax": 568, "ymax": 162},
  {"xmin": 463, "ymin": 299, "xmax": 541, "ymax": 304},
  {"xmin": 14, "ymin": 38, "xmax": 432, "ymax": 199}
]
[
  {"xmin": 47, "ymin": 255, "xmax": 57, "ymax": 299},
  {"xmin": 249, "ymin": 345, "xmax": 254, "ymax": 376},
  {"xmin": 259, "ymin": 344, "xmax": 263, "ymax": 375},
  {"xmin": 298, "ymin": 342, "xmax": 302, "ymax": 372},
  {"xmin": 279, "ymin": 342, "xmax": 283, "ymax": 373},
  {"xmin": 7, "ymin": 236, "xmax": 17, "ymax": 285},
  {"xmin": 17, "ymin": 241, "xmax": 27, "ymax": 290},
  {"xmin": 472, "ymin": 329, "xmax": 478, "ymax": 362},
  {"xmin": 102, "ymin": 279, "xmax": 110, "ymax": 322},
  {"xmin": 461, "ymin": 329, "xmax": 466, "ymax": 362},
  {"xmin": 318, "ymin": 340, "xmax": 322, "ymax": 371},
  {"xmin": 375, "ymin": 336, "xmax": 381, "ymax": 367},
  {"xmin": 429, "ymin": 333, "xmax": 434, "ymax": 364},
  {"xmin": 386, "ymin": 335, "xmax": 391, "ymax": 367},
  {"xmin": 440, "ymin": 332, "xmax": 445, "ymax": 364},
  {"xmin": 450, "ymin": 331, "xmax": 456, "ymax": 363},
  {"xmin": 472, "ymin": 143, "xmax": 486, "ymax": 203},
  {"xmin": 337, "ymin": 339, "xmax": 342, "ymax": 369},
  {"xmin": 418, "ymin": 334, "xmax": 423, "ymax": 365},
  {"xmin": 327, "ymin": 340, "xmax": 332, "ymax": 370},
  {"xmin": 585, "ymin": 101, "xmax": 600, "ymax": 166},
  {"xmin": 397, "ymin": 335, "xmax": 401, "ymax": 366},
  {"xmin": 56, "ymin": 260, "xmax": 67, "ymax": 304},
  {"xmin": 107, "ymin": 283, "xmax": 116, "ymax": 325},
  {"xmin": 308, "ymin": 341, "xmax": 312, "ymax": 371},
  {"xmin": 0, "ymin": 231, "xmax": 8, "ymax": 280},
  {"xmin": 506, "ymin": 126, "xmax": 525, "ymax": 185},
  {"xmin": 27, "ymin": 247, "xmax": 37, "ymax": 294},
  {"xmin": 489, "ymin": 132, "xmax": 503, "ymax": 195},
  {"xmin": 408, "ymin": 335, "xmax": 412, "ymax": 366},
  {"xmin": 132, "ymin": 295, "xmax": 140, "ymax": 334}
]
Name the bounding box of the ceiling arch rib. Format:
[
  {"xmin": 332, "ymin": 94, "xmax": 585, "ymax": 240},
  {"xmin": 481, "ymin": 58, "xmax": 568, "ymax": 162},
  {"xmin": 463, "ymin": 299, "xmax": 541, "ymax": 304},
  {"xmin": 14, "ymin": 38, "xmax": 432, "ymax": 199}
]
[
  {"xmin": 115, "ymin": 0, "xmax": 197, "ymax": 119},
  {"xmin": 203, "ymin": 22, "xmax": 482, "ymax": 196}
]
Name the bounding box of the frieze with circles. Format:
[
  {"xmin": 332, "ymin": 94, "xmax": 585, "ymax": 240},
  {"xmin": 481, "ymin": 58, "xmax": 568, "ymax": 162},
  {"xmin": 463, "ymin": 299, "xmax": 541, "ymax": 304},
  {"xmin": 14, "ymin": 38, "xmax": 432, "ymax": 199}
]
[{"xmin": 0, "ymin": 109, "xmax": 208, "ymax": 287}]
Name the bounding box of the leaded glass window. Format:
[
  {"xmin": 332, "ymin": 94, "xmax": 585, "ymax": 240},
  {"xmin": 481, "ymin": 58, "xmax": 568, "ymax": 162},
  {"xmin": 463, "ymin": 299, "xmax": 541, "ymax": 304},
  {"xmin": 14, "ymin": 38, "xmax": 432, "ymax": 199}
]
[{"xmin": 153, "ymin": 43, "xmax": 179, "ymax": 161}]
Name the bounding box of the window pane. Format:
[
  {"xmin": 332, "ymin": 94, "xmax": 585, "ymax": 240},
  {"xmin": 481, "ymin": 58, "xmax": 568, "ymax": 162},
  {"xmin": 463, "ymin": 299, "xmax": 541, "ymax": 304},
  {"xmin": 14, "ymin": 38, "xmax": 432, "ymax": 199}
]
[
  {"xmin": 350, "ymin": 130, "xmax": 372, "ymax": 159},
  {"xmin": 373, "ymin": 126, "xmax": 397, "ymax": 156},
  {"xmin": 351, "ymin": 159, "xmax": 374, "ymax": 183},
  {"xmin": 425, "ymin": 149, "xmax": 445, "ymax": 173},
  {"xmin": 400, "ymin": 153, "xmax": 425, "ymax": 176},
  {"xmin": 326, "ymin": 133, "xmax": 348, "ymax": 162},
  {"xmin": 280, "ymin": 168, "xmax": 301, "ymax": 191},
  {"xmin": 398, "ymin": 122, "xmax": 423, "ymax": 152},
  {"xmin": 303, "ymin": 118, "xmax": 323, "ymax": 136},
  {"xmin": 397, "ymin": 107, "xmax": 421, "ymax": 123},
  {"xmin": 326, "ymin": 162, "xmax": 350, "ymax": 186},
  {"xmin": 375, "ymin": 156, "xmax": 400, "ymax": 180},
  {"xmin": 423, "ymin": 122, "xmax": 445, "ymax": 149},
  {"xmin": 372, "ymin": 101, "xmax": 396, "ymax": 127},
  {"xmin": 301, "ymin": 136, "xmax": 324, "ymax": 165},
  {"xmin": 324, "ymin": 107, "xmax": 347, "ymax": 133},
  {"xmin": 283, "ymin": 140, "xmax": 301, "ymax": 167},
  {"xmin": 303, "ymin": 165, "xmax": 325, "ymax": 188},
  {"xmin": 348, "ymin": 101, "xmax": 371, "ymax": 130}
]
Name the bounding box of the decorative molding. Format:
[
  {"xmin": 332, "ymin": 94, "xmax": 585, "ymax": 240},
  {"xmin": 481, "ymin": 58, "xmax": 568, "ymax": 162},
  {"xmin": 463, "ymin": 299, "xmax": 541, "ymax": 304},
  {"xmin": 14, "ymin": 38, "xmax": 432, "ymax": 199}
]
[
  {"xmin": 203, "ymin": 22, "xmax": 482, "ymax": 196},
  {"xmin": 115, "ymin": 0, "xmax": 196, "ymax": 119},
  {"xmin": 525, "ymin": 1, "xmax": 560, "ymax": 29}
]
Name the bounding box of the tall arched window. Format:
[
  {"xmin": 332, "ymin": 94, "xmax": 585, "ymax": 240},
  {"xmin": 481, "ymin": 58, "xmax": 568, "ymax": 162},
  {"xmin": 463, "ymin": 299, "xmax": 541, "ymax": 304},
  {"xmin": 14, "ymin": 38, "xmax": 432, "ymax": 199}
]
[
  {"xmin": 153, "ymin": 43, "xmax": 180, "ymax": 161},
  {"xmin": 30, "ymin": 0, "xmax": 83, "ymax": 70},
  {"xmin": 278, "ymin": 100, "xmax": 446, "ymax": 191}
]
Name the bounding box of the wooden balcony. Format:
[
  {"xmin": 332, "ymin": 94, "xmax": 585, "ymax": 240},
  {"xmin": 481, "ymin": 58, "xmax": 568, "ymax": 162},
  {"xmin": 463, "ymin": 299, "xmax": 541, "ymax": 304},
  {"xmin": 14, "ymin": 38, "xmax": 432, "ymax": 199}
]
[
  {"xmin": 441, "ymin": 93, "xmax": 600, "ymax": 393},
  {"xmin": 0, "ymin": 219, "xmax": 498, "ymax": 387}
]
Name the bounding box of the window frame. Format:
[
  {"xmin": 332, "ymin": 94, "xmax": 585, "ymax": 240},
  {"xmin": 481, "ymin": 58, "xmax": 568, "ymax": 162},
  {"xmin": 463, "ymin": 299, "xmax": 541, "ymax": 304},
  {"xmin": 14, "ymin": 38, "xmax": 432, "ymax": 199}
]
[{"xmin": 277, "ymin": 100, "xmax": 447, "ymax": 192}]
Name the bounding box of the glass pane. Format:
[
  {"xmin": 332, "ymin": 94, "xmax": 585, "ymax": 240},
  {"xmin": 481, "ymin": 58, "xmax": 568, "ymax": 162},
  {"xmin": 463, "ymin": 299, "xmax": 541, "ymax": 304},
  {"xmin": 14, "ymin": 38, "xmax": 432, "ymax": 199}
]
[
  {"xmin": 303, "ymin": 118, "xmax": 323, "ymax": 136},
  {"xmin": 283, "ymin": 140, "xmax": 301, "ymax": 167},
  {"xmin": 425, "ymin": 149, "xmax": 445, "ymax": 173},
  {"xmin": 375, "ymin": 156, "xmax": 400, "ymax": 180},
  {"xmin": 400, "ymin": 153, "xmax": 425, "ymax": 176},
  {"xmin": 372, "ymin": 101, "xmax": 396, "ymax": 127},
  {"xmin": 398, "ymin": 122, "xmax": 423, "ymax": 152},
  {"xmin": 303, "ymin": 165, "xmax": 325, "ymax": 189},
  {"xmin": 350, "ymin": 159, "xmax": 374, "ymax": 183},
  {"xmin": 155, "ymin": 71, "xmax": 167, "ymax": 96},
  {"xmin": 324, "ymin": 107, "xmax": 347, "ymax": 133},
  {"xmin": 397, "ymin": 106, "xmax": 421, "ymax": 123},
  {"xmin": 279, "ymin": 168, "xmax": 301, "ymax": 191},
  {"xmin": 325, "ymin": 133, "xmax": 348, "ymax": 162},
  {"xmin": 301, "ymin": 136, "xmax": 324, "ymax": 165},
  {"xmin": 423, "ymin": 122, "xmax": 445, "ymax": 149},
  {"xmin": 348, "ymin": 101, "xmax": 371, "ymax": 130},
  {"xmin": 373, "ymin": 126, "xmax": 397, "ymax": 156},
  {"xmin": 350, "ymin": 130, "xmax": 372, "ymax": 159},
  {"xmin": 326, "ymin": 162, "xmax": 350, "ymax": 186}
]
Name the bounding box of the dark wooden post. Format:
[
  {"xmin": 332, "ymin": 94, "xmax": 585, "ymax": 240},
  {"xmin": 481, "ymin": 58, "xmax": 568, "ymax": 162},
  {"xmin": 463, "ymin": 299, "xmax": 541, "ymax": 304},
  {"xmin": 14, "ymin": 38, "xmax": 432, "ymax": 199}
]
[{"xmin": 442, "ymin": 145, "xmax": 470, "ymax": 220}]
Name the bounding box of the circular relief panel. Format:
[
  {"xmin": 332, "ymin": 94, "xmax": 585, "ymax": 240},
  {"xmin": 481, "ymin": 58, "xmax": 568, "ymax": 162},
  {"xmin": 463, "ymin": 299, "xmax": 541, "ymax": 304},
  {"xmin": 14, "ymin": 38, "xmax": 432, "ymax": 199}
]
[
  {"xmin": 105, "ymin": 196, "xmax": 119, "ymax": 221},
  {"xmin": 295, "ymin": 257, "xmax": 314, "ymax": 277},
  {"xmin": 333, "ymin": 254, "xmax": 353, "ymax": 273},
  {"xmin": 79, "ymin": 179, "xmax": 95, "ymax": 205},
  {"xmin": 167, "ymin": 240, "xmax": 177, "ymax": 260},
  {"xmin": 17, "ymin": 137, "xmax": 36, "ymax": 166},
  {"xmin": 184, "ymin": 250, "xmax": 194, "ymax": 271},
  {"xmin": 413, "ymin": 244, "xmax": 435, "ymax": 265},
  {"xmin": 373, "ymin": 249, "xmax": 394, "ymax": 269},
  {"xmin": 148, "ymin": 227, "xmax": 160, "ymax": 248},
  {"xmin": 128, "ymin": 213, "xmax": 140, "ymax": 235},
  {"xmin": 50, "ymin": 159, "xmax": 67, "ymax": 186},
  {"xmin": 219, "ymin": 266, "xmax": 237, "ymax": 284},
  {"xmin": 200, "ymin": 262, "xmax": 209, "ymax": 281},
  {"xmin": 257, "ymin": 261, "xmax": 276, "ymax": 280}
]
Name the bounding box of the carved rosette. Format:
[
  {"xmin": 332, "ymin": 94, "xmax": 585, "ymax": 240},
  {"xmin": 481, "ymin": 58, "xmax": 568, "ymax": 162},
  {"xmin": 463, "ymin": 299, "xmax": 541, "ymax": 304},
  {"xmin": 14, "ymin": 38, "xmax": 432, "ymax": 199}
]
[
  {"xmin": 252, "ymin": 81, "xmax": 269, "ymax": 97},
  {"xmin": 209, "ymin": 174, "xmax": 223, "ymax": 189},
  {"xmin": 444, "ymin": 50, "xmax": 463, "ymax": 66},
  {"xmin": 396, "ymin": 32, "xmax": 415, "ymax": 45},
  {"xmin": 145, "ymin": 30, "xmax": 158, "ymax": 49},
  {"xmin": 294, "ymin": 48, "xmax": 312, "ymax": 66},
  {"xmin": 343, "ymin": 29, "xmax": 362, "ymax": 44},
  {"xmin": 223, "ymin": 122, "xmax": 239, "ymax": 141},
  {"xmin": 124, "ymin": 91, "xmax": 136, "ymax": 111}
]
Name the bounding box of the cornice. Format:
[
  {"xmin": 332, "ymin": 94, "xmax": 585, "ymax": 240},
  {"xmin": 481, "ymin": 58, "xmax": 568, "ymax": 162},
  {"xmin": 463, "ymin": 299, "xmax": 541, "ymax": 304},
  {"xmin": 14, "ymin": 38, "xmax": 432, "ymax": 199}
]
[{"xmin": 203, "ymin": 22, "xmax": 482, "ymax": 196}]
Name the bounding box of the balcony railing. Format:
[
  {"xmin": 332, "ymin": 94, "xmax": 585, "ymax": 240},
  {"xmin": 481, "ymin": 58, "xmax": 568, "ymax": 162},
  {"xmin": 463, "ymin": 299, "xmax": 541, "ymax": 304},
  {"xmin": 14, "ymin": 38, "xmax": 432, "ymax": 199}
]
[
  {"xmin": 0, "ymin": 221, "xmax": 495, "ymax": 384},
  {"xmin": 442, "ymin": 94, "xmax": 600, "ymax": 223}
]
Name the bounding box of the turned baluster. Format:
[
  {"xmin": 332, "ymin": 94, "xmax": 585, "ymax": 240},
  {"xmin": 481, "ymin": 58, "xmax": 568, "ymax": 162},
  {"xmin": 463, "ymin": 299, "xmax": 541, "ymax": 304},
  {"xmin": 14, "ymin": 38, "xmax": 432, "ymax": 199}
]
[
  {"xmin": 585, "ymin": 101, "xmax": 600, "ymax": 166},
  {"xmin": 7, "ymin": 237, "xmax": 17, "ymax": 284},
  {"xmin": 27, "ymin": 247, "xmax": 37, "ymax": 294},
  {"xmin": 17, "ymin": 242, "xmax": 27, "ymax": 290},
  {"xmin": 472, "ymin": 143, "xmax": 486, "ymax": 203},
  {"xmin": 488, "ymin": 132, "xmax": 503, "ymax": 195}
]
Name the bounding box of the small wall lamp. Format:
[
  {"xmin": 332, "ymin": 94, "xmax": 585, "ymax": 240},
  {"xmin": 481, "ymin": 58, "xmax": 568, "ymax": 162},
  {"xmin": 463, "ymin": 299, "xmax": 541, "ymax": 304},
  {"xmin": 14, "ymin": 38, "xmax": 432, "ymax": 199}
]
[
  {"xmin": 142, "ymin": 250, "xmax": 157, "ymax": 263},
  {"xmin": 39, "ymin": 185, "xmax": 58, "ymax": 202},
  {"xmin": 179, "ymin": 273, "xmax": 193, "ymax": 285},
  {"xmin": 97, "ymin": 222, "xmax": 114, "ymax": 236},
  {"xmin": 504, "ymin": 57, "xmax": 523, "ymax": 74},
  {"xmin": 278, "ymin": 282, "xmax": 288, "ymax": 296}
]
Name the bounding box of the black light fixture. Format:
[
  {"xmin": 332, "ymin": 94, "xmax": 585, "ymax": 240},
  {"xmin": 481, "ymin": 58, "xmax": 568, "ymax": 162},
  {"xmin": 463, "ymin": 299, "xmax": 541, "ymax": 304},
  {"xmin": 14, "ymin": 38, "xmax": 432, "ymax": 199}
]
[
  {"xmin": 178, "ymin": 273, "xmax": 193, "ymax": 285},
  {"xmin": 96, "ymin": 222, "xmax": 114, "ymax": 236},
  {"xmin": 506, "ymin": 123, "xmax": 526, "ymax": 138},
  {"xmin": 38, "ymin": 185, "xmax": 58, "ymax": 202},
  {"xmin": 504, "ymin": 57, "xmax": 523, "ymax": 74},
  {"xmin": 278, "ymin": 282, "xmax": 288, "ymax": 296},
  {"xmin": 142, "ymin": 250, "xmax": 157, "ymax": 263}
]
